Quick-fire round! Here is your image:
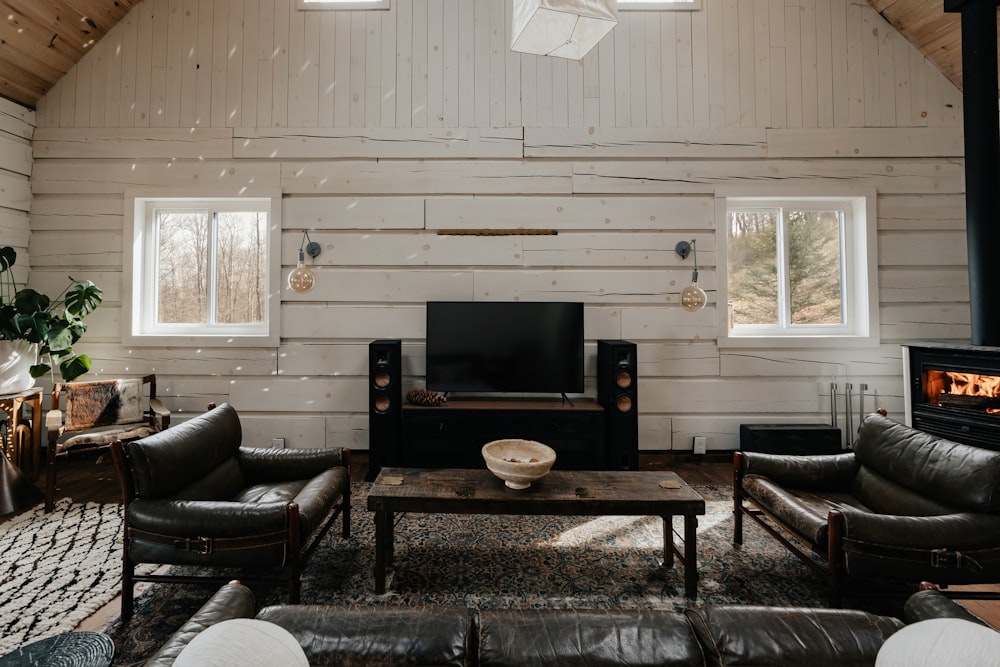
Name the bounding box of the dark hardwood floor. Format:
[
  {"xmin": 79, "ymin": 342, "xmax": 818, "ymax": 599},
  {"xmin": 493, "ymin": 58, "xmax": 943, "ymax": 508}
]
[{"xmin": 8, "ymin": 450, "xmax": 999, "ymax": 631}]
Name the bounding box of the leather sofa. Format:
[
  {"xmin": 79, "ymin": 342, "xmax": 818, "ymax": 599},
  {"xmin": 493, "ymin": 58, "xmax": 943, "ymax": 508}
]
[
  {"xmin": 144, "ymin": 582, "xmax": 989, "ymax": 666},
  {"xmin": 734, "ymin": 411, "xmax": 1000, "ymax": 606},
  {"xmin": 109, "ymin": 403, "xmax": 351, "ymax": 621}
]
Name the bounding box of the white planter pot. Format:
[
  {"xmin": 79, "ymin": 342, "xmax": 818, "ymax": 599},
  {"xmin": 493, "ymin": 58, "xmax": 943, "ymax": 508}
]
[{"xmin": 0, "ymin": 340, "xmax": 38, "ymax": 395}]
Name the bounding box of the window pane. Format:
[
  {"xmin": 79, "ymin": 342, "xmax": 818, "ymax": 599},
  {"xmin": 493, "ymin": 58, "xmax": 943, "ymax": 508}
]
[
  {"xmin": 728, "ymin": 209, "xmax": 778, "ymax": 325},
  {"xmin": 787, "ymin": 210, "xmax": 843, "ymax": 325},
  {"xmin": 157, "ymin": 211, "xmax": 209, "ymax": 324},
  {"xmin": 215, "ymin": 211, "xmax": 268, "ymax": 325}
]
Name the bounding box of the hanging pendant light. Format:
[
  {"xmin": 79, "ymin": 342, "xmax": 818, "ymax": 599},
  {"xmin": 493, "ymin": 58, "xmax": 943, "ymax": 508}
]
[
  {"xmin": 511, "ymin": 0, "xmax": 619, "ymax": 61},
  {"xmin": 288, "ymin": 231, "xmax": 322, "ymax": 294},
  {"xmin": 675, "ymin": 239, "xmax": 707, "ymax": 312}
]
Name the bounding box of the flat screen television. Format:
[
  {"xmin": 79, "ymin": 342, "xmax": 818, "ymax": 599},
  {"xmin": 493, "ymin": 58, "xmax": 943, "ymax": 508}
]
[{"xmin": 425, "ymin": 301, "xmax": 584, "ymax": 394}]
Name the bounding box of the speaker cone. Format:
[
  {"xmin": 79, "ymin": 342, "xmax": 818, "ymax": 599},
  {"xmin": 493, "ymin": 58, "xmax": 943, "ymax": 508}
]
[
  {"xmin": 616, "ymin": 395, "xmax": 633, "ymax": 413},
  {"xmin": 615, "ymin": 370, "xmax": 632, "ymax": 389},
  {"xmin": 374, "ymin": 371, "xmax": 391, "ymax": 388},
  {"xmin": 373, "ymin": 395, "xmax": 392, "ymax": 413}
]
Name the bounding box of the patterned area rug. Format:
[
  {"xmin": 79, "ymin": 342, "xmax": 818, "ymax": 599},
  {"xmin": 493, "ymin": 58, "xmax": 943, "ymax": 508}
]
[
  {"xmin": 0, "ymin": 500, "xmax": 151, "ymax": 656},
  {"xmin": 104, "ymin": 483, "xmax": 875, "ymax": 665}
]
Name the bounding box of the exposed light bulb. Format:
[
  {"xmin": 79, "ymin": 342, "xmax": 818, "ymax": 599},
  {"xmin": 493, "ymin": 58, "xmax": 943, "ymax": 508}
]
[
  {"xmin": 287, "ymin": 250, "xmax": 316, "ymax": 294},
  {"xmin": 676, "ymin": 238, "xmax": 707, "ymax": 312},
  {"xmin": 680, "ymin": 280, "xmax": 707, "ymax": 312}
]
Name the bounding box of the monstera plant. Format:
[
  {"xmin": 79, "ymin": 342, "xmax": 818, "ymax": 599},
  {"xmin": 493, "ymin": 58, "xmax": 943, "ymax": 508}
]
[{"xmin": 0, "ymin": 245, "xmax": 103, "ymax": 388}]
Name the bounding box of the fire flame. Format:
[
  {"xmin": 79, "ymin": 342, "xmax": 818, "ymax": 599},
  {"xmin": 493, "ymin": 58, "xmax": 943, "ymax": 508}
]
[{"xmin": 946, "ymin": 372, "xmax": 1000, "ymax": 397}]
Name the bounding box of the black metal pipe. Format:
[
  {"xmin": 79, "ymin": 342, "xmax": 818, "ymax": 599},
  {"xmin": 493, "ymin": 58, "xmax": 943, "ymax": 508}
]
[{"xmin": 946, "ymin": 0, "xmax": 1000, "ymax": 345}]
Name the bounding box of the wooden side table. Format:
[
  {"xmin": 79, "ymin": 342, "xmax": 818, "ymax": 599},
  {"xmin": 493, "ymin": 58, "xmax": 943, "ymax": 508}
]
[{"xmin": 0, "ymin": 387, "xmax": 42, "ymax": 479}]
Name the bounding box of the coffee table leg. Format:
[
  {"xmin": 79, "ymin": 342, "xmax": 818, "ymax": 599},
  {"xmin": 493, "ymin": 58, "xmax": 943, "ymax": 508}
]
[
  {"xmin": 662, "ymin": 515, "xmax": 674, "ymax": 568},
  {"xmin": 374, "ymin": 510, "xmax": 393, "ymax": 593},
  {"xmin": 684, "ymin": 514, "xmax": 698, "ymax": 598}
]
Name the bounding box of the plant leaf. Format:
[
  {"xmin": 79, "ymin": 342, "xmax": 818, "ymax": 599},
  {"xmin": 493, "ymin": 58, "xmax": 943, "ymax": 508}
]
[
  {"xmin": 59, "ymin": 354, "xmax": 92, "ymax": 382},
  {"xmin": 0, "ymin": 246, "xmax": 14, "ymax": 273},
  {"xmin": 29, "ymin": 362, "xmax": 51, "ymax": 379},
  {"xmin": 64, "ymin": 279, "xmax": 103, "ymax": 318}
]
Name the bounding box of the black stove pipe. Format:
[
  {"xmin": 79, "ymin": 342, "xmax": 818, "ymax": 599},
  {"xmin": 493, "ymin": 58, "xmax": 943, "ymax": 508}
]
[{"xmin": 946, "ymin": 0, "xmax": 1000, "ymax": 346}]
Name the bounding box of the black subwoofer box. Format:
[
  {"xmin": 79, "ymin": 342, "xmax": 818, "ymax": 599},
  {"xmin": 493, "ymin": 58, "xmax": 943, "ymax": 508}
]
[{"xmin": 739, "ymin": 424, "xmax": 843, "ymax": 456}]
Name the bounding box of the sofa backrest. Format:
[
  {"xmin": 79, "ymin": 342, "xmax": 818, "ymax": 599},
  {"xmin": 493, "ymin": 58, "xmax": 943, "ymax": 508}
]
[
  {"xmin": 126, "ymin": 403, "xmax": 243, "ymax": 499},
  {"xmin": 478, "ymin": 609, "xmax": 704, "ymax": 667},
  {"xmin": 853, "ymin": 413, "xmax": 1000, "ymax": 513}
]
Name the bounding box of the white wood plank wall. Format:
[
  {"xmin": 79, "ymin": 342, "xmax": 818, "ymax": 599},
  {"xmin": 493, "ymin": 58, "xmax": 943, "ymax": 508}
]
[
  {"xmin": 0, "ymin": 97, "xmax": 34, "ymax": 287},
  {"xmin": 24, "ymin": 0, "xmax": 969, "ymax": 454}
]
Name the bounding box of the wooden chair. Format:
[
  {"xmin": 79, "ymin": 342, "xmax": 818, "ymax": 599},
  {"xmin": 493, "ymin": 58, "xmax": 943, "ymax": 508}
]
[{"xmin": 45, "ymin": 374, "xmax": 169, "ymax": 511}]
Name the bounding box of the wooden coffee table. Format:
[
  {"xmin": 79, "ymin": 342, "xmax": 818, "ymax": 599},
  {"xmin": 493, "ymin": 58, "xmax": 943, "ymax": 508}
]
[{"xmin": 367, "ymin": 467, "xmax": 706, "ymax": 597}]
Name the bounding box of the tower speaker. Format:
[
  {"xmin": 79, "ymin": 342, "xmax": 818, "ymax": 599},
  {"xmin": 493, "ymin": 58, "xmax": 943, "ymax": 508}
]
[
  {"xmin": 368, "ymin": 339, "xmax": 402, "ymax": 481},
  {"xmin": 598, "ymin": 340, "xmax": 638, "ymax": 470}
]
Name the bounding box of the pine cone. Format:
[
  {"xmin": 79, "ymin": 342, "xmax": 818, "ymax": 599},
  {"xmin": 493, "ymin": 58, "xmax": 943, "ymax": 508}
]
[{"xmin": 406, "ymin": 388, "xmax": 447, "ymax": 406}]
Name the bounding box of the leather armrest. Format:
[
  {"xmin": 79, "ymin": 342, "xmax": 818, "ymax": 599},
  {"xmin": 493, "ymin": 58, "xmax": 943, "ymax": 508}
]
[
  {"xmin": 904, "ymin": 588, "xmax": 991, "ymax": 627},
  {"xmin": 127, "ymin": 498, "xmax": 290, "ymax": 537},
  {"xmin": 238, "ymin": 446, "xmax": 346, "ymax": 484},
  {"xmin": 739, "ymin": 452, "xmax": 858, "ymax": 490},
  {"xmin": 842, "ymin": 509, "xmax": 1000, "ymax": 549},
  {"xmin": 143, "ymin": 582, "xmax": 256, "ymax": 667}
]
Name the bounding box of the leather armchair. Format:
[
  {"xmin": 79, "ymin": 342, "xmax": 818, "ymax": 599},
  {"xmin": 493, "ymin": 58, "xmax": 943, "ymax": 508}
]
[
  {"xmin": 734, "ymin": 412, "xmax": 1000, "ymax": 605},
  {"xmin": 110, "ymin": 403, "xmax": 350, "ymax": 621}
]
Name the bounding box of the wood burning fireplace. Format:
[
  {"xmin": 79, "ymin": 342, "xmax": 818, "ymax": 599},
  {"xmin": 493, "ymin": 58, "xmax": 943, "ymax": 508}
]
[
  {"xmin": 901, "ymin": 6, "xmax": 1000, "ymax": 451},
  {"xmin": 903, "ymin": 343, "xmax": 1000, "ymax": 450}
]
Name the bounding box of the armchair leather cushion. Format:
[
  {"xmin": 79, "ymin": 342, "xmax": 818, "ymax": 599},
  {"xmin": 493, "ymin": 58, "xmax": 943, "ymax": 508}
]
[
  {"xmin": 854, "ymin": 413, "xmax": 1000, "ymax": 512},
  {"xmin": 849, "ymin": 466, "xmax": 958, "ymax": 516},
  {"xmin": 127, "ymin": 498, "xmax": 292, "ymax": 566},
  {"xmin": 685, "ymin": 605, "xmax": 902, "ymax": 667},
  {"xmin": 128, "ymin": 403, "xmax": 243, "ymax": 498},
  {"xmin": 741, "ymin": 475, "xmax": 870, "ymax": 545}
]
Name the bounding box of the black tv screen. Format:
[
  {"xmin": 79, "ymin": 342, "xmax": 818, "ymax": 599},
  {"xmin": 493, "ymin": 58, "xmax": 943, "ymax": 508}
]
[{"xmin": 425, "ymin": 301, "xmax": 584, "ymax": 394}]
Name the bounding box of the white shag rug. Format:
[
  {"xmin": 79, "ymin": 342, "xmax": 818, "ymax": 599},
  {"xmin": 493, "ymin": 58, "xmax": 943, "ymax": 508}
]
[{"xmin": 0, "ymin": 499, "xmax": 135, "ymax": 655}]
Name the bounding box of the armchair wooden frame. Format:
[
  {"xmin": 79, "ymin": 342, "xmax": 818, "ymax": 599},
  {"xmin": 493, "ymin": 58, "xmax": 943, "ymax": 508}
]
[
  {"xmin": 45, "ymin": 374, "xmax": 170, "ymax": 511},
  {"xmin": 733, "ymin": 451, "xmax": 846, "ymax": 606}
]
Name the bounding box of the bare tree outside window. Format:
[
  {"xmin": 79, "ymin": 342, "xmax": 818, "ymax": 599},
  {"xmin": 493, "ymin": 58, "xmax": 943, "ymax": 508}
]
[
  {"xmin": 155, "ymin": 208, "xmax": 267, "ymax": 327},
  {"xmin": 216, "ymin": 211, "xmax": 266, "ymax": 325},
  {"xmin": 157, "ymin": 211, "xmax": 209, "ymax": 324}
]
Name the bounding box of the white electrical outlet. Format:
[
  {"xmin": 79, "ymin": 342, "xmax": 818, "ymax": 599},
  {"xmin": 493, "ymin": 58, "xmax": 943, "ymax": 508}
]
[
  {"xmin": 272, "ymin": 437, "xmax": 285, "ymax": 448},
  {"xmin": 692, "ymin": 436, "xmax": 707, "ymax": 455}
]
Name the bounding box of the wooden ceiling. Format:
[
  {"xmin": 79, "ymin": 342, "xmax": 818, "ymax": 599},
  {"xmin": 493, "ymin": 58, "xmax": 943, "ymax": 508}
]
[{"xmin": 0, "ymin": 0, "xmax": 989, "ymax": 111}]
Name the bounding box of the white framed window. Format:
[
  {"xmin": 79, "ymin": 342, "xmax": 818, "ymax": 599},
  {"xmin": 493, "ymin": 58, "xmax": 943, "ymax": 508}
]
[
  {"xmin": 296, "ymin": 0, "xmax": 390, "ymax": 9},
  {"xmin": 716, "ymin": 191, "xmax": 878, "ymax": 348},
  {"xmin": 124, "ymin": 193, "xmax": 281, "ymax": 346},
  {"xmin": 618, "ymin": 0, "xmax": 701, "ymax": 10}
]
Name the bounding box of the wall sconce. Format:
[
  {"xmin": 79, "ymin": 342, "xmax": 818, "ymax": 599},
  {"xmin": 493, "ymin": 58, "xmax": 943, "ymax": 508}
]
[
  {"xmin": 675, "ymin": 239, "xmax": 707, "ymax": 312},
  {"xmin": 511, "ymin": 0, "xmax": 619, "ymax": 61},
  {"xmin": 288, "ymin": 231, "xmax": 322, "ymax": 294}
]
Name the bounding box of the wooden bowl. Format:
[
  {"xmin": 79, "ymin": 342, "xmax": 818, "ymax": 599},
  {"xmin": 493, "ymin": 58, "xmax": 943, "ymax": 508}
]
[{"xmin": 481, "ymin": 439, "xmax": 556, "ymax": 490}]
